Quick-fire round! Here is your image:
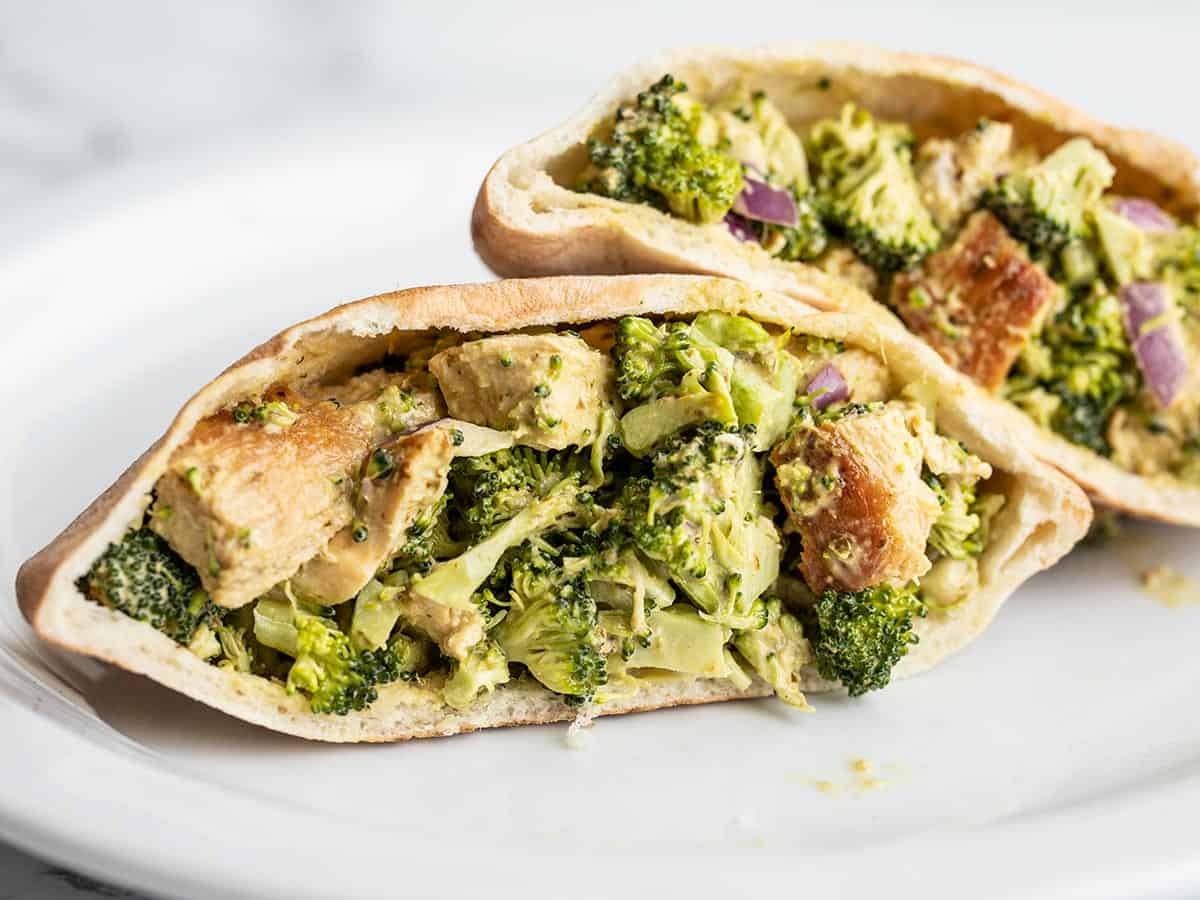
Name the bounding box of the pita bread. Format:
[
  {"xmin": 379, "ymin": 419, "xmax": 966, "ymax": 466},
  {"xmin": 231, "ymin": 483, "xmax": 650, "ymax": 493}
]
[
  {"xmin": 472, "ymin": 42, "xmax": 1200, "ymax": 526},
  {"xmin": 17, "ymin": 275, "xmax": 1089, "ymax": 742}
]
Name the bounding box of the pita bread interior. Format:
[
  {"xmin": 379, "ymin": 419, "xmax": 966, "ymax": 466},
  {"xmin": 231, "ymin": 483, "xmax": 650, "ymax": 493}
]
[
  {"xmin": 472, "ymin": 42, "xmax": 1200, "ymax": 527},
  {"xmin": 17, "ymin": 275, "xmax": 1089, "ymax": 743}
]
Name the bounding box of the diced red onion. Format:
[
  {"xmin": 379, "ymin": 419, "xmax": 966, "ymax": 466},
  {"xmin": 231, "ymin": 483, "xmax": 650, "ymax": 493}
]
[
  {"xmin": 806, "ymin": 363, "xmax": 850, "ymax": 410},
  {"xmin": 732, "ymin": 171, "xmax": 799, "ymax": 227},
  {"xmin": 725, "ymin": 212, "xmax": 758, "ymax": 243},
  {"xmin": 1114, "ymin": 198, "xmax": 1176, "ymax": 233},
  {"xmin": 1120, "ymin": 281, "xmax": 1189, "ymax": 409}
]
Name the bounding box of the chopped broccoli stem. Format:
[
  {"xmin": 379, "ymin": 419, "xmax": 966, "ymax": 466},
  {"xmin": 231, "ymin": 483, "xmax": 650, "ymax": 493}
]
[{"xmin": 732, "ymin": 598, "xmax": 812, "ymax": 709}]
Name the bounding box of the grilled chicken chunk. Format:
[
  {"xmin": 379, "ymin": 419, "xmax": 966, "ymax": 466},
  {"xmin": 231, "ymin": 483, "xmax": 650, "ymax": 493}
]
[
  {"xmin": 151, "ymin": 374, "xmax": 441, "ymax": 608},
  {"xmin": 771, "ymin": 405, "xmax": 940, "ymax": 593},
  {"xmin": 891, "ymin": 211, "xmax": 1058, "ymax": 391},
  {"xmin": 429, "ymin": 334, "xmax": 614, "ymax": 450},
  {"xmin": 396, "ymin": 594, "xmax": 484, "ymax": 661},
  {"xmin": 291, "ymin": 429, "xmax": 454, "ymax": 605},
  {"xmin": 299, "ymin": 370, "xmax": 445, "ymax": 437}
]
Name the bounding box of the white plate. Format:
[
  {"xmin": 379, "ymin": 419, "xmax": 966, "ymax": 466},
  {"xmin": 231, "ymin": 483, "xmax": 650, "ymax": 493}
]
[{"xmin": 3, "ymin": 109, "xmax": 1200, "ymax": 900}]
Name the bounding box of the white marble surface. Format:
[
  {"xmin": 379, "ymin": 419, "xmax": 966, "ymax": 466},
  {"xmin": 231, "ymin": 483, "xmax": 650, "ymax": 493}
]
[{"xmin": 3, "ymin": 1, "xmax": 1200, "ymax": 896}]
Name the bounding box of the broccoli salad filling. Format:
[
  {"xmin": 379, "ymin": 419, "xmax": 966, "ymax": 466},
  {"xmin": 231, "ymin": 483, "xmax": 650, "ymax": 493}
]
[
  {"xmin": 80, "ymin": 311, "xmax": 1005, "ymax": 716},
  {"xmin": 576, "ymin": 76, "xmax": 1200, "ymax": 483}
]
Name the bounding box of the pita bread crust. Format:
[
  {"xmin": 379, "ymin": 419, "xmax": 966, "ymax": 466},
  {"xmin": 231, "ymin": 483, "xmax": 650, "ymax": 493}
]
[
  {"xmin": 472, "ymin": 41, "xmax": 1200, "ymax": 526},
  {"xmin": 17, "ymin": 275, "xmax": 1088, "ymax": 742}
]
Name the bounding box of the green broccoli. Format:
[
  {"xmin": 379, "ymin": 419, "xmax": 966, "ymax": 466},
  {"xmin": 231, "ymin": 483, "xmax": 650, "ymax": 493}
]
[
  {"xmin": 923, "ymin": 471, "xmax": 986, "ymax": 560},
  {"xmin": 1005, "ymin": 283, "xmax": 1137, "ymax": 454},
  {"xmin": 613, "ymin": 313, "xmax": 802, "ymax": 453},
  {"xmin": 284, "ymin": 610, "xmax": 411, "ymax": 715},
  {"xmin": 808, "ymin": 104, "xmax": 940, "ymax": 271},
  {"xmin": 489, "ymin": 541, "xmax": 608, "ymax": 701},
  {"xmin": 587, "ymin": 546, "xmax": 675, "ymax": 638},
  {"xmin": 386, "ymin": 494, "xmax": 463, "ymax": 582},
  {"xmin": 442, "ymin": 640, "xmax": 510, "ymax": 710},
  {"xmin": 985, "ymin": 137, "xmax": 1115, "ymax": 254},
  {"xmin": 580, "ymin": 74, "xmax": 743, "ymax": 224},
  {"xmin": 805, "ymin": 582, "xmax": 926, "ymax": 696},
  {"xmin": 450, "ymin": 447, "xmax": 586, "ymax": 537},
  {"xmin": 409, "ymin": 474, "xmax": 594, "ymax": 613},
  {"xmin": 78, "ymin": 527, "xmax": 222, "ymax": 644},
  {"xmin": 731, "ymin": 597, "xmax": 812, "ymax": 709},
  {"xmin": 615, "ymin": 423, "xmax": 780, "ymax": 629}
]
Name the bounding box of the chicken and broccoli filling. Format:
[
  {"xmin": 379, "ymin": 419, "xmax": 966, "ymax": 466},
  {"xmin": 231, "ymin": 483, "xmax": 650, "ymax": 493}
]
[
  {"xmin": 576, "ymin": 76, "xmax": 1200, "ymax": 482},
  {"xmin": 80, "ymin": 311, "xmax": 1004, "ymax": 715}
]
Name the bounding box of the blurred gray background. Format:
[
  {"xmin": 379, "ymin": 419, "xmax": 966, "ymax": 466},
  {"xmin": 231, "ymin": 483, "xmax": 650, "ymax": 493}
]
[{"xmin": 3, "ymin": 0, "xmax": 1197, "ymax": 895}]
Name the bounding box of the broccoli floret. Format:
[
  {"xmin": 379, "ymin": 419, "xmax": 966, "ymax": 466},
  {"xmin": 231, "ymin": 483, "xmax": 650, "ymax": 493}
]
[
  {"xmin": 805, "ymin": 583, "xmax": 925, "ymax": 696},
  {"xmin": 78, "ymin": 527, "xmax": 222, "ymax": 644},
  {"xmin": 387, "ymin": 494, "xmax": 463, "ymax": 582},
  {"xmin": 490, "ymin": 541, "xmax": 608, "ymax": 701},
  {"xmin": 410, "ymin": 474, "xmax": 593, "ymax": 613},
  {"xmin": 580, "ymin": 74, "xmax": 743, "ymax": 224},
  {"xmin": 443, "ymin": 640, "xmax": 510, "ymax": 710},
  {"xmin": 1005, "ymin": 284, "xmax": 1137, "ymax": 454},
  {"xmin": 923, "ymin": 471, "xmax": 986, "ymax": 560},
  {"xmin": 613, "ymin": 313, "xmax": 802, "ymax": 453},
  {"xmin": 985, "ymin": 137, "xmax": 1115, "ymax": 254},
  {"xmin": 808, "ymin": 104, "xmax": 940, "ymax": 271},
  {"xmin": 284, "ymin": 611, "xmax": 411, "ymax": 715},
  {"xmin": 612, "ymin": 316, "xmax": 702, "ymax": 403},
  {"xmin": 615, "ymin": 423, "xmax": 780, "ymax": 628},
  {"xmin": 450, "ymin": 447, "xmax": 586, "ymax": 537},
  {"xmin": 732, "ymin": 597, "xmax": 812, "ymax": 709}
]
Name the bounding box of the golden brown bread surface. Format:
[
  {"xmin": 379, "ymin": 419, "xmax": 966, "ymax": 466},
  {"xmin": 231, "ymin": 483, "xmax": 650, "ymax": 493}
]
[
  {"xmin": 471, "ymin": 42, "xmax": 1200, "ymax": 525},
  {"xmin": 16, "ymin": 275, "xmax": 1089, "ymax": 742}
]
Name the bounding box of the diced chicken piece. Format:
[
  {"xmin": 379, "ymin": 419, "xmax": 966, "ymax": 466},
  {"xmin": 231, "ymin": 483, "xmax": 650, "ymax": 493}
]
[
  {"xmin": 151, "ymin": 372, "xmax": 438, "ymax": 608},
  {"xmin": 290, "ymin": 429, "xmax": 454, "ymax": 605},
  {"xmin": 299, "ymin": 369, "xmax": 445, "ymax": 438},
  {"xmin": 429, "ymin": 334, "xmax": 614, "ymax": 450},
  {"xmin": 916, "ymin": 122, "xmax": 1014, "ymax": 231},
  {"xmin": 831, "ymin": 348, "xmax": 893, "ymax": 403},
  {"xmin": 397, "ymin": 593, "xmax": 484, "ymax": 660},
  {"xmin": 890, "ymin": 211, "xmax": 1058, "ymax": 391},
  {"xmin": 771, "ymin": 406, "xmax": 940, "ymax": 593},
  {"xmin": 153, "ymin": 403, "xmax": 374, "ymax": 608}
]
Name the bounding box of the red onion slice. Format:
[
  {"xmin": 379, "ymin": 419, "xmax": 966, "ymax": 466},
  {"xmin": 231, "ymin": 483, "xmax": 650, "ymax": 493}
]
[
  {"xmin": 1114, "ymin": 198, "xmax": 1176, "ymax": 233},
  {"xmin": 1120, "ymin": 281, "xmax": 1189, "ymax": 409},
  {"xmin": 732, "ymin": 171, "xmax": 799, "ymax": 228},
  {"xmin": 806, "ymin": 363, "xmax": 850, "ymax": 410},
  {"xmin": 725, "ymin": 212, "xmax": 758, "ymax": 243}
]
